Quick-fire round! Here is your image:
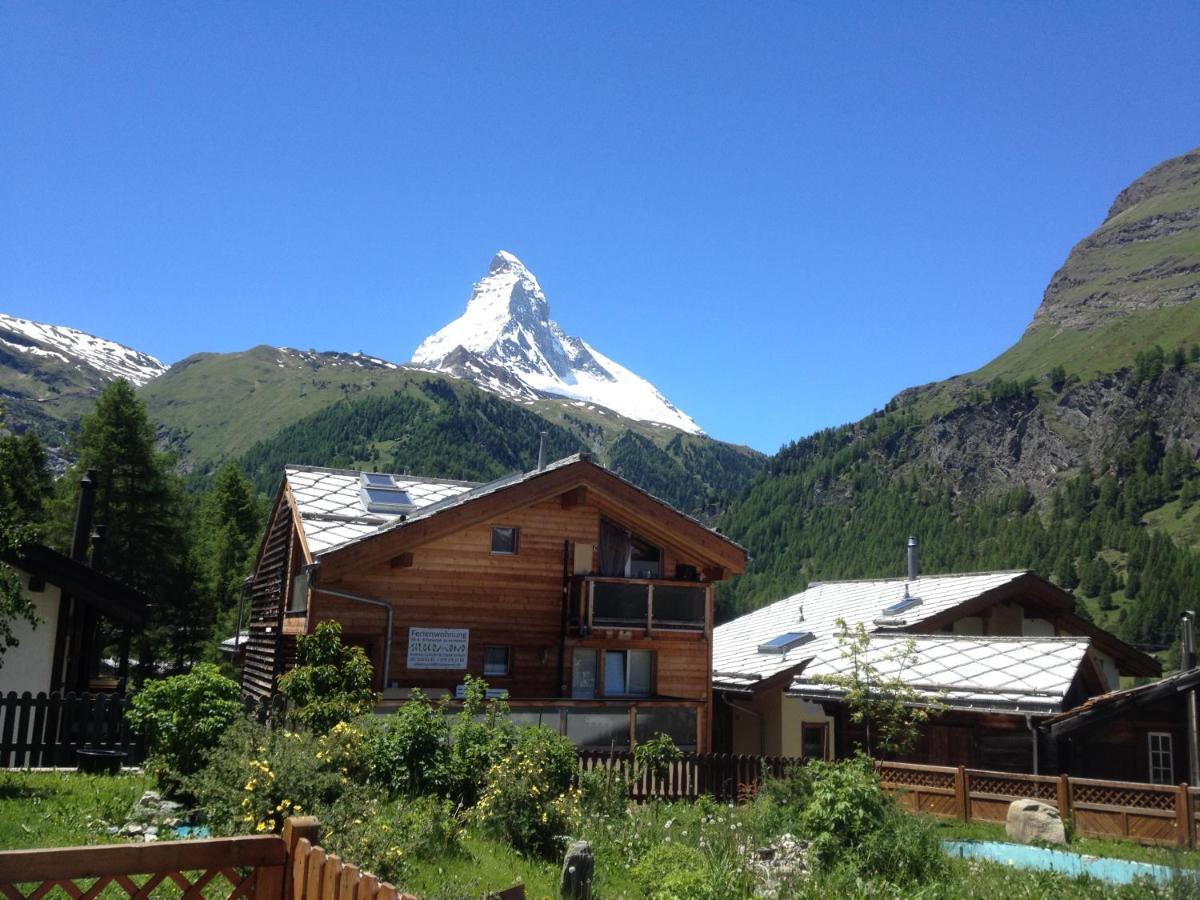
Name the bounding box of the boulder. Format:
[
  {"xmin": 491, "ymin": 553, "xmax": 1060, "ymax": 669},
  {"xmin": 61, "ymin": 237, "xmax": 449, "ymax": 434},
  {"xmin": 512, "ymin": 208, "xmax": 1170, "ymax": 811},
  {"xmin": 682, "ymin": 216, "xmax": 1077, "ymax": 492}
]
[
  {"xmin": 559, "ymin": 840, "xmax": 594, "ymax": 899},
  {"xmin": 1005, "ymin": 798, "xmax": 1066, "ymax": 845}
]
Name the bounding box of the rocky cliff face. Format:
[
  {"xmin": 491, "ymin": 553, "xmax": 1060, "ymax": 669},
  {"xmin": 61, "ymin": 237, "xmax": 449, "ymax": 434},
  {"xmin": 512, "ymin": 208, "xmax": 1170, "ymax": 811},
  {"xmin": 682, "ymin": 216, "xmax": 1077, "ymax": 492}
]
[{"xmin": 1030, "ymin": 148, "xmax": 1200, "ymax": 332}]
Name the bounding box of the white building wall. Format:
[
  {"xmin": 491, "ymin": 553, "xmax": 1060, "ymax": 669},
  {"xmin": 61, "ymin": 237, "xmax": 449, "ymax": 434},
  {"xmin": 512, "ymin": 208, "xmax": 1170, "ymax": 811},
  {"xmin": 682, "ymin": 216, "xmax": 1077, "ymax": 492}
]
[{"xmin": 0, "ymin": 572, "xmax": 60, "ymax": 696}]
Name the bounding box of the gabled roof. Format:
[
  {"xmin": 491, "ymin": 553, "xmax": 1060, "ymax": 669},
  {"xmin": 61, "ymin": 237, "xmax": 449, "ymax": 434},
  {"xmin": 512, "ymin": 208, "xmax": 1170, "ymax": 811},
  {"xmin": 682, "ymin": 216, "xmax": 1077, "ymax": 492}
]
[
  {"xmin": 283, "ymin": 454, "xmax": 747, "ymax": 574},
  {"xmin": 791, "ymin": 634, "xmax": 1093, "ymax": 715},
  {"xmin": 286, "ymin": 465, "xmax": 478, "ymax": 555},
  {"xmin": 3, "ymin": 543, "xmax": 147, "ymax": 626},
  {"xmin": 1043, "ymin": 666, "xmax": 1200, "ymax": 737},
  {"xmin": 713, "ymin": 571, "xmax": 1030, "ymax": 689}
]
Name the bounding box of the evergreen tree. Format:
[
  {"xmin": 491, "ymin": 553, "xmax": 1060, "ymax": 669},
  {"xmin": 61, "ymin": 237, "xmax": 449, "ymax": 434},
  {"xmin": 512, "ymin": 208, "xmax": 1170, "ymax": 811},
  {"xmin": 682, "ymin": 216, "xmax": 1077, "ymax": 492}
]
[
  {"xmin": 56, "ymin": 381, "xmax": 211, "ymax": 675},
  {"xmin": 195, "ymin": 463, "xmax": 264, "ymax": 645}
]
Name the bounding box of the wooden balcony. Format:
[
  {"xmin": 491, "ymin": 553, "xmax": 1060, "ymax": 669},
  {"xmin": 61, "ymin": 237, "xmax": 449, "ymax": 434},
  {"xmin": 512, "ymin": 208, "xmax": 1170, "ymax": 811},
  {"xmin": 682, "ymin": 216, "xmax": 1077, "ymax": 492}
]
[{"xmin": 571, "ymin": 575, "xmax": 710, "ymax": 635}]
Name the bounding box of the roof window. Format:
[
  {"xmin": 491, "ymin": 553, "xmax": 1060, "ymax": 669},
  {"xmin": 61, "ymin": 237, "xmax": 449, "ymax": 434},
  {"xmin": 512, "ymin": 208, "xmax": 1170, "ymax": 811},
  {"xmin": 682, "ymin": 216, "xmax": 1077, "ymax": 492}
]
[
  {"xmin": 757, "ymin": 631, "xmax": 814, "ymax": 654},
  {"xmin": 359, "ymin": 473, "xmax": 414, "ymax": 514}
]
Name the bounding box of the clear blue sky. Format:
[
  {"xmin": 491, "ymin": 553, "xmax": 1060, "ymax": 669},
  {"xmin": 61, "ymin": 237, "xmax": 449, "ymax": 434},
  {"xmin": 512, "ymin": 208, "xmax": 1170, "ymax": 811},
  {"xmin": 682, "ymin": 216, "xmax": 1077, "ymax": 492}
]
[{"xmin": 2, "ymin": 3, "xmax": 1198, "ymax": 452}]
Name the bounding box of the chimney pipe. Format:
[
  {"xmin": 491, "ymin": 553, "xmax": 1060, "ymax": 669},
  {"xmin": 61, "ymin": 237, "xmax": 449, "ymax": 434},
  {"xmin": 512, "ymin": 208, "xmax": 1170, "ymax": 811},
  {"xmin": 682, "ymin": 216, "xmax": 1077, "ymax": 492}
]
[
  {"xmin": 89, "ymin": 526, "xmax": 107, "ymax": 571},
  {"xmin": 906, "ymin": 535, "xmax": 918, "ymax": 582},
  {"xmin": 70, "ymin": 470, "xmax": 99, "ymax": 563},
  {"xmin": 537, "ymin": 431, "xmax": 548, "ymax": 471},
  {"xmin": 1183, "ymin": 611, "xmax": 1199, "ymax": 786}
]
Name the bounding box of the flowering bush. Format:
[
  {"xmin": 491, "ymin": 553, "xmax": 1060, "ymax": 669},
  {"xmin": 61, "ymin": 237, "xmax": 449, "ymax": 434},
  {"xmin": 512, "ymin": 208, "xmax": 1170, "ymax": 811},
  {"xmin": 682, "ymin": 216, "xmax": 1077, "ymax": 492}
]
[
  {"xmin": 188, "ymin": 719, "xmax": 350, "ymax": 835},
  {"xmin": 126, "ymin": 663, "xmax": 245, "ymax": 793},
  {"xmin": 324, "ymin": 795, "xmax": 462, "ymax": 884},
  {"xmin": 469, "ymin": 725, "xmax": 580, "ymax": 857}
]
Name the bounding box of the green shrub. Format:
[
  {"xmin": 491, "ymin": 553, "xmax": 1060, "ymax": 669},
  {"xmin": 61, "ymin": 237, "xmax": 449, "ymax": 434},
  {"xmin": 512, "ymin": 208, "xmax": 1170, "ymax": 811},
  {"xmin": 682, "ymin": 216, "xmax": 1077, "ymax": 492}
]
[
  {"xmin": 126, "ymin": 663, "xmax": 245, "ymax": 791},
  {"xmin": 469, "ymin": 726, "xmax": 581, "ymax": 857},
  {"xmin": 277, "ymin": 621, "xmax": 377, "ymax": 733},
  {"xmin": 800, "ymin": 756, "xmax": 889, "ymax": 867},
  {"xmin": 631, "ymin": 843, "xmax": 708, "ymax": 900},
  {"xmin": 324, "ymin": 795, "xmax": 463, "ymax": 884},
  {"xmin": 634, "ymin": 732, "xmax": 682, "ymax": 783},
  {"xmin": 188, "ymin": 719, "xmax": 350, "ymax": 834},
  {"xmin": 855, "ymin": 805, "xmax": 948, "ymax": 884},
  {"xmin": 354, "ymin": 694, "xmax": 450, "ymax": 797},
  {"xmin": 439, "ymin": 676, "xmax": 515, "ymax": 808},
  {"xmin": 578, "ymin": 765, "xmax": 630, "ymax": 818}
]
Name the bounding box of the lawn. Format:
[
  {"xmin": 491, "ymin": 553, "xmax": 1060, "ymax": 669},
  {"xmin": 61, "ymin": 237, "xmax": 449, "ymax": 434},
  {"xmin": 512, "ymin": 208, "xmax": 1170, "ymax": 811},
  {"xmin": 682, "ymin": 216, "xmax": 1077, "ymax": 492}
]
[{"xmin": 1, "ymin": 771, "xmax": 1196, "ymax": 899}]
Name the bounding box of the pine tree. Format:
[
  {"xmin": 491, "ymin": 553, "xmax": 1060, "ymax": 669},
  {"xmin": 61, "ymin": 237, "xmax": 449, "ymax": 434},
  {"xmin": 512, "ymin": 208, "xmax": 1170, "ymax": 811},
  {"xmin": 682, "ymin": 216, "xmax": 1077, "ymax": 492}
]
[
  {"xmin": 195, "ymin": 463, "xmax": 264, "ymax": 645},
  {"xmin": 56, "ymin": 380, "xmax": 211, "ymax": 675}
]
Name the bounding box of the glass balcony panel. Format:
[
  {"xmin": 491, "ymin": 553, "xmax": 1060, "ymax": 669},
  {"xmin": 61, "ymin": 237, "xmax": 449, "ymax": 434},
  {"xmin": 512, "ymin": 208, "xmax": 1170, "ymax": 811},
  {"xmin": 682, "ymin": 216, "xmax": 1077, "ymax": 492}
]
[
  {"xmin": 651, "ymin": 585, "xmax": 706, "ymax": 628},
  {"xmin": 635, "ymin": 707, "xmax": 698, "ymax": 751},
  {"xmin": 566, "ymin": 707, "xmax": 631, "ymax": 749},
  {"xmin": 592, "ymin": 581, "xmax": 648, "ymax": 625}
]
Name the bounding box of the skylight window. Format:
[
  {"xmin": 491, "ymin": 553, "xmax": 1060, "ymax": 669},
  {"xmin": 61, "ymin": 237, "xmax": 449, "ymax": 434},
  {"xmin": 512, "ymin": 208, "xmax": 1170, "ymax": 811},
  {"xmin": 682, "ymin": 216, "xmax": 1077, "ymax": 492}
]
[
  {"xmin": 757, "ymin": 631, "xmax": 815, "ymax": 654},
  {"xmin": 360, "ymin": 473, "xmax": 414, "ymax": 514}
]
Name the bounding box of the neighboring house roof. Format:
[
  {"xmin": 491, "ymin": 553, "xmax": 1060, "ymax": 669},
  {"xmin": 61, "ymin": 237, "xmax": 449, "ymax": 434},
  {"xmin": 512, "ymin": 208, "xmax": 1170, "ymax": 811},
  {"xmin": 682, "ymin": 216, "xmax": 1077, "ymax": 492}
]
[
  {"xmin": 1043, "ymin": 666, "xmax": 1200, "ymax": 738},
  {"xmin": 283, "ymin": 454, "xmax": 747, "ymax": 573},
  {"xmin": 286, "ymin": 465, "xmax": 479, "ymax": 555},
  {"xmin": 790, "ymin": 634, "xmax": 1093, "ymax": 716},
  {"xmin": 713, "ymin": 571, "xmax": 1030, "ymax": 690},
  {"xmin": 3, "ymin": 543, "xmax": 148, "ymax": 626}
]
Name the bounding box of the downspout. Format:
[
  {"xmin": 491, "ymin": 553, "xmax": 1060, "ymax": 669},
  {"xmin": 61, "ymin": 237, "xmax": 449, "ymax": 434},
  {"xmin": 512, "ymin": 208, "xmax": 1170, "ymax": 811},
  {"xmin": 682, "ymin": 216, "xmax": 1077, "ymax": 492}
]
[
  {"xmin": 721, "ymin": 692, "xmax": 765, "ymax": 756},
  {"xmin": 310, "ymin": 577, "xmax": 395, "ymax": 691},
  {"xmin": 1025, "ymin": 713, "xmax": 1039, "ymax": 776},
  {"xmin": 1183, "ymin": 611, "xmax": 1199, "ymax": 786}
]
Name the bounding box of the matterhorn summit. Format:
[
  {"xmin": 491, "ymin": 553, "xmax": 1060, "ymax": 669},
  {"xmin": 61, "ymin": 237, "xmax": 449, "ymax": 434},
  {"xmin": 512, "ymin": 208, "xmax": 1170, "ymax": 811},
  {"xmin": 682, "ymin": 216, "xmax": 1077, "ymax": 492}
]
[{"xmin": 412, "ymin": 252, "xmax": 701, "ymax": 433}]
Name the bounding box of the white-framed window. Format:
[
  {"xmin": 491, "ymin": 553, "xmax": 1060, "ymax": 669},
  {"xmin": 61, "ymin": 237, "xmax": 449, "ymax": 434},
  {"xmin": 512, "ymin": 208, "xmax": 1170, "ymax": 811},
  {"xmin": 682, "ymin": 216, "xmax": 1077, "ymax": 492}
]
[
  {"xmin": 603, "ymin": 649, "xmax": 653, "ymax": 697},
  {"xmin": 483, "ymin": 646, "xmax": 510, "ymax": 677},
  {"xmin": 1148, "ymin": 732, "xmax": 1174, "ymax": 785},
  {"xmin": 491, "ymin": 526, "xmax": 519, "ymax": 555}
]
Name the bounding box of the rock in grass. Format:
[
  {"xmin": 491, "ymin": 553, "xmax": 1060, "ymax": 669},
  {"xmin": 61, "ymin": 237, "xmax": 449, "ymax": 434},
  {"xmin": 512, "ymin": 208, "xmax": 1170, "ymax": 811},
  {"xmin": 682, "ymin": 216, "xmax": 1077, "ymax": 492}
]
[
  {"xmin": 1005, "ymin": 798, "xmax": 1066, "ymax": 845},
  {"xmin": 559, "ymin": 840, "xmax": 594, "ymax": 899}
]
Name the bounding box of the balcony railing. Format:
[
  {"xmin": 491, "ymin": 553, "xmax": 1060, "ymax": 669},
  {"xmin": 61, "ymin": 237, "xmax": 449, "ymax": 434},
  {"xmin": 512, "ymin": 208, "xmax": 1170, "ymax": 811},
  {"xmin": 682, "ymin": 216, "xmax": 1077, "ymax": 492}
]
[{"xmin": 573, "ymin": 576, "xmax": 708, "ymax": 633}]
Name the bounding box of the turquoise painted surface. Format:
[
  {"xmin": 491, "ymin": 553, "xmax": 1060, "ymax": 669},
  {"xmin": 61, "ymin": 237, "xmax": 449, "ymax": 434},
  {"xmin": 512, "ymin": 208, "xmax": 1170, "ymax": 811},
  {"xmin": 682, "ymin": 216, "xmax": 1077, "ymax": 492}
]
[{"xmin": 942, "ymin": 840, "xmax": 1198, "ymax": 887}]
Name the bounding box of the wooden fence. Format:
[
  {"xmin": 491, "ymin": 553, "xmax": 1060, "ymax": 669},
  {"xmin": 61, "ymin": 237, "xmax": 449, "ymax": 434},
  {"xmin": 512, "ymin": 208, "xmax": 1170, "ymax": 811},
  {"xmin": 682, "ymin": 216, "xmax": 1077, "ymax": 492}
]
[
  {"xmin": 578, "ymin": 749, "xmax": 800, "ymax": 802},
  {"xmin": 0, "ymin": 691, "xmax": 144, "ymax": 768},
  {"xmin": 0, "ymin": 816, "xmax": 422, "ymax": 900},
  {"xmin": 578, "ymin": 752, "xmax": 1199, "ymax": 849},
  {"xmin": 876, "ymin": 761, "xmax": 1196, "ymax": 849}
]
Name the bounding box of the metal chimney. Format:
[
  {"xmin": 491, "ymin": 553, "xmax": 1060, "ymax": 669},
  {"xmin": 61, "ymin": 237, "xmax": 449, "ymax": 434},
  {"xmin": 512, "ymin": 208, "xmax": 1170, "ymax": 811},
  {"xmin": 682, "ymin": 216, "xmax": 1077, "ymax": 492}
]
[
  {"xmin": 89, "ymin": 526, "xmax": 107, "ymax": 570},
  {"xmin": 537, "ymin": 431, "xmax": 548, "ymax": 471},
  {"xmin": 906, "ymin": 535, "xmax": 918, "ymax": 582},
  {"xmin": 1183, "ymin": 611, "xmax": 1199, "ymax": 785},
  {"xmin": 70, "ymin": 470, "xmax": 99, "ymax": 563}
]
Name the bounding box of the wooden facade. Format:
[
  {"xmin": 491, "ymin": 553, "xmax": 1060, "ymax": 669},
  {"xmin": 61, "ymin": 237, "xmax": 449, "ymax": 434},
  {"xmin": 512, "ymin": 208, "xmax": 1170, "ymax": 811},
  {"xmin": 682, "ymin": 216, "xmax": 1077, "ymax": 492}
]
[{"xmin": 243, "ymin": 457, "xmax": 745, "ymax": 752}]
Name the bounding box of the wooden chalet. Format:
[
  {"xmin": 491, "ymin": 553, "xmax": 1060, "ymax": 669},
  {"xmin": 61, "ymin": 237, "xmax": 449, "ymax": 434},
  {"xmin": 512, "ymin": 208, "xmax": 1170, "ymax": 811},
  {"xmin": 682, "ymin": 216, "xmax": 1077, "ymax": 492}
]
[
  {"xmin": 242, "ymin": 453, "xmax": 746, "ymax": 751},
  {"xmin": 712, "ymin": 540, "xmax": 1160, "ymax": 774}
]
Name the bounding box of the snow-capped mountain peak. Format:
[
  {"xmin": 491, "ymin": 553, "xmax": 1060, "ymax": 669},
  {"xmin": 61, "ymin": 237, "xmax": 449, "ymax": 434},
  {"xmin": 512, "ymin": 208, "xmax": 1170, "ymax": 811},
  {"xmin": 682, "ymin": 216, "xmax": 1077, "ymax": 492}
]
[
  {"xmin": 0, "ymin": 314, "xmax": 166, "ymax": 386},
  {"xmin": 411, "ymin": 252, "xmax": 702, "ymax": 434}
]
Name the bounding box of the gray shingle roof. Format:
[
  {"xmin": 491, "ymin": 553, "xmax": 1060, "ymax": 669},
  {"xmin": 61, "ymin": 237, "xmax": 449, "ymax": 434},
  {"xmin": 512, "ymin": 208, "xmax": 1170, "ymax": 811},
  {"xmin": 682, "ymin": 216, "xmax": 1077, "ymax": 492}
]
[
  {"xmin": 286, "ymin": 465, "xmax": 479, "ymax": 556},
  {"xmin": 792, "ymin": 634, "xmax": 1092, "ymax": 715}
]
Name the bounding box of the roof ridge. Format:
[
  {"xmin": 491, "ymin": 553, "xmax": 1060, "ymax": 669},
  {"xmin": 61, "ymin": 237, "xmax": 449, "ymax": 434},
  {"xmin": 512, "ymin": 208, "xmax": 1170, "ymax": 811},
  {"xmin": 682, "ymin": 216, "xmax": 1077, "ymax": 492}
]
[
  {"xmin": 889, "ymin": 633, "xmax": 1091, "ymax": 644},
  {"xmin": 285, "ymin": 463, "xmax": 483, "ymax": 487},
  {"xmin": 807, "ymin": 569, "xmax": 1029, "ymax": 587}
]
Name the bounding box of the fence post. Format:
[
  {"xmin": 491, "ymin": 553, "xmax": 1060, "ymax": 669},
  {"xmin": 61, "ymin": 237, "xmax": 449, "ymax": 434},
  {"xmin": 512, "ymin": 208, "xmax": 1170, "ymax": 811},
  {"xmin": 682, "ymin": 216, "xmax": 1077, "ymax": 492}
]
[
  {"xmin": 954, "ymin": 766, "xmax": 968, "ymax": 821},
  {"xmin": 1057, "ymin": 774, "xmax": 1072, "ymax": 823},
  {"xmin": 1178, "ymin": 784, "xmax": 1192, "ymax": 850},
  {"xmin": 282, "ymin": 816, "xmax": 320, "ymax": 900}
]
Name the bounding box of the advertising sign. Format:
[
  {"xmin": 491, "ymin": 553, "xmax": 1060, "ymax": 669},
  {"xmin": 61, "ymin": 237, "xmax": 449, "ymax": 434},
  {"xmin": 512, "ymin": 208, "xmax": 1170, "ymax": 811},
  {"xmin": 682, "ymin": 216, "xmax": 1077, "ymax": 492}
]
[{"xmin": 407, "ymin": 627, "xmax": 469, "ymax": 669}]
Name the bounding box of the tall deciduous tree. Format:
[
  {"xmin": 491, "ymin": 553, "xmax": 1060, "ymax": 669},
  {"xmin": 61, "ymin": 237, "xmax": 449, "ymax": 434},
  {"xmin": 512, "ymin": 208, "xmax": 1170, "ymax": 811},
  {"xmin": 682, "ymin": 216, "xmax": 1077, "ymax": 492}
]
[
  {"xmin": 0, "ymin": 427, "xmax": 50, "ymax": 667},
  {"xmin": 56, "ymin": 380, "xmax": 211, "ymax": 674}
]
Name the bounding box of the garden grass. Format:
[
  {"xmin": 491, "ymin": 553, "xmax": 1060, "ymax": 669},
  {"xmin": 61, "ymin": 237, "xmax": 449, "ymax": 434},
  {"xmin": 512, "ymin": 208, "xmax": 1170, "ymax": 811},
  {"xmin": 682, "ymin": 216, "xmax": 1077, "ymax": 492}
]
[{"xmin": 0, "ymin": 770, "xmax": 151, "ymax": 851}]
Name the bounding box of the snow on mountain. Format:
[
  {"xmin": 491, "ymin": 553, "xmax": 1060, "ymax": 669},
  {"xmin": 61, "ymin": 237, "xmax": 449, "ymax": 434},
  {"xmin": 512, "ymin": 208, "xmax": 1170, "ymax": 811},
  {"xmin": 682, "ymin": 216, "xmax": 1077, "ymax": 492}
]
[
  {"xmin": 411, "ymin": 252, "xmax": 702, "ymax": 434},
  {"xmin": 0, "ymin": 314, "xmax": 167, "ymax": 386}
]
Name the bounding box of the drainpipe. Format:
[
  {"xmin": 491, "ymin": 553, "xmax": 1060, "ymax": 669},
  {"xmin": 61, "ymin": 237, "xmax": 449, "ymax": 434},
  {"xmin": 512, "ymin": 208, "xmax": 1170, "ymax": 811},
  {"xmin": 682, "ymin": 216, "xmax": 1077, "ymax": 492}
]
[
  {"xmin": 1183, "ymin": 611, "xmax": 1199, "ymax": 786},
  {"xmin": 721, "ymin": 692, "xmax": 765, "ymax": 756},
  {"xmin": 310, "ymin": 579, "xmax": 395, "ymax": 691},
  {"xmin": 1025, "ymin": 713, "xmax": 1039, "ymax": 776}
]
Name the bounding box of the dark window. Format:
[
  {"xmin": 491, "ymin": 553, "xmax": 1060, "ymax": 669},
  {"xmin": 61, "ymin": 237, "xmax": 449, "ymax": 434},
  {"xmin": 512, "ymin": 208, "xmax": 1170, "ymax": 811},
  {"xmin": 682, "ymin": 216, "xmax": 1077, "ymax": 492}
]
[
  {"xmin": 491, "ymin": 526, "xmax": 518, "ymax": 555},
  {"xmin": 484, "ymin": 646, "xmax": 510, "ymax": 677},
  {"xmin": 802, "ymin": 723, "xmax": 828, "ymax": 760}
]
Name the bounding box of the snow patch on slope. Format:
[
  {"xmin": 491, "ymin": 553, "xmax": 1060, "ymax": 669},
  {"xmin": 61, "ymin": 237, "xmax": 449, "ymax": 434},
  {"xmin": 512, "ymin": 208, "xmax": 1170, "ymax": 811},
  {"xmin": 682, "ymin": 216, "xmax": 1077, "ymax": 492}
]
[
  {"xmin": 0, "ymin": 314, "xmax": 166, "ymax": 386},
  {"xmin": 411, "ymin": 252, "xmax": 701, "ymax": 433}
]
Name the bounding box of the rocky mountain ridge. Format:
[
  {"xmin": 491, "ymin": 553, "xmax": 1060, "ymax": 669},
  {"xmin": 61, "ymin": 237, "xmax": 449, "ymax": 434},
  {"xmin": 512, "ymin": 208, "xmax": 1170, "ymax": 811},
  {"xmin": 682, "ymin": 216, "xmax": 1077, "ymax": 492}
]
[{"xmin": 412, "ymin": 251, "xmax": 701, "ymax": 433}]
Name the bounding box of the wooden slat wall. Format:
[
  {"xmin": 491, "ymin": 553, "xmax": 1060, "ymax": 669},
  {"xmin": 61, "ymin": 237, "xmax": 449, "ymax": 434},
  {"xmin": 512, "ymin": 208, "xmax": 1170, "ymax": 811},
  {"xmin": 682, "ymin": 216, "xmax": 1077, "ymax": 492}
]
[{"xmin": 243, "ymin": 497, "xmax": 296, "ymax": 701}]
